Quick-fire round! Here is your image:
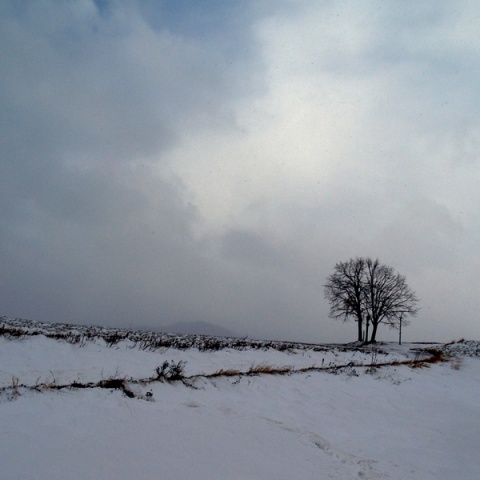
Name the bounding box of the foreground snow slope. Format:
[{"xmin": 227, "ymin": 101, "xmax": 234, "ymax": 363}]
[{"xmin": 1, "ymin": 318, "xmax": 479, "ymax": 480}]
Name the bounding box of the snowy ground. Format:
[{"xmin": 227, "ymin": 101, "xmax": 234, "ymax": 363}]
[{"xmin": 1, "ymin": 317, "xmax": 479, "ymax": 480}]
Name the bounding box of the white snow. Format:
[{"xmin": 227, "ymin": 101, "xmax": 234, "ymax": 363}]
[{"xmin": 1, "ymin": 318, "xmax": 479, "ymax": 480}]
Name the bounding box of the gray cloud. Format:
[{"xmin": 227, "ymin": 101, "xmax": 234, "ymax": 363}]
[{"xmin": 1, "ymin": 1, "xmax": 479, "ymax": 343}]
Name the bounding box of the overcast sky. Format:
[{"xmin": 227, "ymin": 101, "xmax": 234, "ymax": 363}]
[{"xmin": 1, "ymin": 0, "xmax": 479, "ymax": 343}]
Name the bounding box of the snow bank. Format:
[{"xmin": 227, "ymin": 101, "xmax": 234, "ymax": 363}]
[{"xmin": 1, "ymin": 317, "xmax": 479, "ymax": 480}]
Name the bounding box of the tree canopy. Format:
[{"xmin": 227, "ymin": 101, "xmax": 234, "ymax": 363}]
[{"xmin": 324, "ymin": 257, "xmax": 419, "ymax": 343}]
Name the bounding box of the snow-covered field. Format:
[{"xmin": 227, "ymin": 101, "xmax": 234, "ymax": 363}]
[{"xmin": 1, "ymin": 317, "xmax": 479, "ymax": 480}]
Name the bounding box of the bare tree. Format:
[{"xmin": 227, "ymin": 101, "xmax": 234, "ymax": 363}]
[
  {"xmin": 324, "ymin": 257, "xmax": 419, "ymax": 343},
  {"xmin": 363, "ymin": 258, "xmax": 419, "ymax": 343},
  {"xmin": 324, "ymin": 257, "xmax": 366, "ymax": 342}
]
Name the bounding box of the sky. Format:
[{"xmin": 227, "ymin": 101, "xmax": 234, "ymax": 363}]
[{"xmin": 1, "ymin": 0, "xmax": 479, "ymax": 343}]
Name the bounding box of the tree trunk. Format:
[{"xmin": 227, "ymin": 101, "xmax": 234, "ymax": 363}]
[
  {"xmin": 356, "ymin": 314, "xmax": 363, "ymax": 342},
  {"xmin": 370, "ymin": 322, "xmax": 378, "ymax": 343}
]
